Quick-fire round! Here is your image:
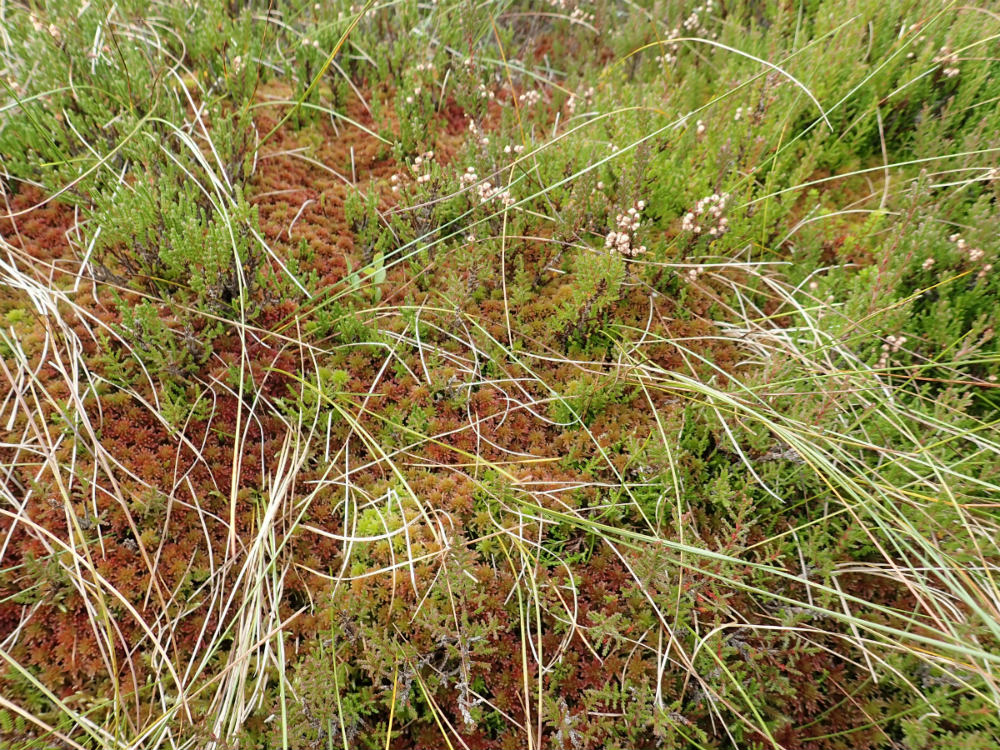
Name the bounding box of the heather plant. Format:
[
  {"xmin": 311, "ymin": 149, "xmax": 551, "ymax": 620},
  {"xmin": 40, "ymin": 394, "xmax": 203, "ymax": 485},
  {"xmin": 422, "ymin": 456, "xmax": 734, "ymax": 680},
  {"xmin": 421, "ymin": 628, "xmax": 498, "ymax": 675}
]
[{"xmin": 2, "ymin": 0, "xmax": 1000, "ymax": 749}]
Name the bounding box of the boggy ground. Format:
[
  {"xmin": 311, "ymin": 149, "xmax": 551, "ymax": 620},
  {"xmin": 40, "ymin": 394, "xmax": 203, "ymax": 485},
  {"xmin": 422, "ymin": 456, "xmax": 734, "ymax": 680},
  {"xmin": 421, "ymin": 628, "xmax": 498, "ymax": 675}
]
[
  {"xmin": 1, "ymin": 1, "xmax": 999, "ymax": 749},
  {"xmin": 0, "ymin": 99, "xmax": 932, "ymax": 750}
]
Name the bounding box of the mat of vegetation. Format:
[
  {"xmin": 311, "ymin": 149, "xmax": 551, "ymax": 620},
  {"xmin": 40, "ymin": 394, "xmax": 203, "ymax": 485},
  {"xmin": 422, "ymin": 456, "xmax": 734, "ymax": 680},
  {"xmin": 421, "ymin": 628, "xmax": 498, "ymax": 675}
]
[{"xmin": 1, "ymin": 0, "xmax": 999, "ymax": 748}]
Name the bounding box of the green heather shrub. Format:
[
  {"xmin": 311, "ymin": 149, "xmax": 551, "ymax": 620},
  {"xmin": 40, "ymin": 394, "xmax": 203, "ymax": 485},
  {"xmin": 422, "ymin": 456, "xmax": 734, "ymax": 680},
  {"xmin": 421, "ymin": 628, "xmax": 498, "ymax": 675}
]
[
  {"xmin": 0, "ymin": 0, "xmax": 272, "ymax": 379},
  {"xmin": 2, "ymin": 0, "xmax": 1000, "ymax": 749}
]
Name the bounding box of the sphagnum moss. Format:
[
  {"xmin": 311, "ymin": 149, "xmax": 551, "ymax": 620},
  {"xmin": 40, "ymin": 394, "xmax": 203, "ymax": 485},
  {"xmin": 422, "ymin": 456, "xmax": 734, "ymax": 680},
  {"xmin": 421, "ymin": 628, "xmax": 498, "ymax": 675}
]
[{"xmin": 1, "ymin": 1, "xmax": 1000, "ymax": 748}]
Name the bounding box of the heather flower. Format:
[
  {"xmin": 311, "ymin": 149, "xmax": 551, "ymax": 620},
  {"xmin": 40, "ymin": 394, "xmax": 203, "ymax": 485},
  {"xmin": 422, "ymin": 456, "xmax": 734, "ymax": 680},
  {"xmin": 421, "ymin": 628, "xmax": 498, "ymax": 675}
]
[
  {"xmin": 682, "ymin": 192, "xmax": 729, "ymax": 237},
  {"xmin": 518, "ymin": 90, "xmax": 541, "ymax": 107},
  {"xmin": 934, "ymin": 46, "xmax": 960, "ymax": 77},
  {"xmin": 605, "ymin": 201, "xmax": 647, "ymax": 257}
]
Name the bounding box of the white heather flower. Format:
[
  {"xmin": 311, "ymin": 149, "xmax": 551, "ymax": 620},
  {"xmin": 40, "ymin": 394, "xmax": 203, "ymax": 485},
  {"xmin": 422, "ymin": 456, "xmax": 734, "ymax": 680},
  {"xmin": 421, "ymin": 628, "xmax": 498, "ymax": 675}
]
[
  {"xmin": 922, "ymin": 257, "xmax": 935, "ymax": 270},
  {"xmin": 683, "ymin": 192, "xmax": 730, "ymax": 237},
  {"xmin": 465, "ymin": 169, "xmax": 514, "ymax": 207},
  {"xmin": 518, "ymin": 90, "xmax": 541, "ymax": 107},
  {"xmin": 569, "ymin": 85, "xmax": 596, "ymax": 112},
  {"xmin": 605, "ymin": 201, "xmax": 648, "ymax": 257},
  {"xmin": 884, "ymin": 334, "xmax": 907, "ymax": 353},
  {"xmin": 696, "ymin": 119, "xmax": 706, "ymax": 136},
  {"xmin": 934, "ymin": 46, "xmax": 959, "ymax": 77}
]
